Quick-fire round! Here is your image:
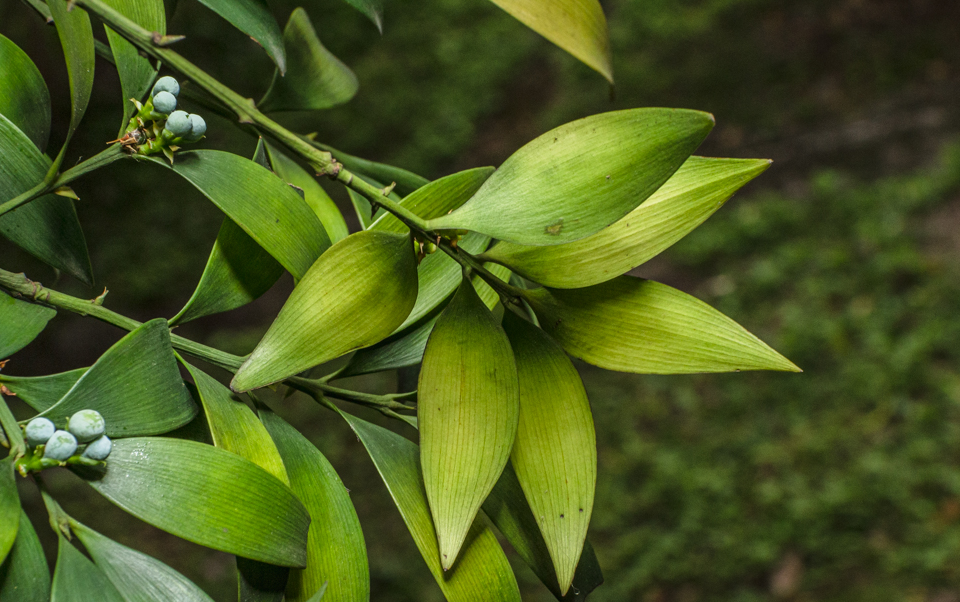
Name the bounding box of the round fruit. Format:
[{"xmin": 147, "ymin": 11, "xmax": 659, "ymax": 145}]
[
  {"xmin": 67, "ymin": 409, "xmax": 105, "ymax": 443},
  {"xmin": 152, "ymin": 91, "xmax": 177, "ymax": 114},
  {"xmin": 183, "ymin": 114, "xmax": 207, "ymax": 142},
  {"xmin": 151, "ymin": 76, "xmax": 180, "ymax": 98},
  {"xmin": 164, "ymin": 110, "xmax": 193, "ymax": 137},
  {"xmin": 24, "ymin": 417, "xmax": 55, "ymax": 447},
  {"xmin": 43, "ymin": 430, "xmax": 78, "ymax": 461},
  {"xmin": 82, "ymin": 435, "xmax": 113, "ymax": 461}
]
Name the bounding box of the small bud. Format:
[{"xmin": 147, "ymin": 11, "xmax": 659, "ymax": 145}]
[
  {"xmin": 151, "ymin": 76, "xmax": 180, "ymax": 98},
  {"xmin": 24, "ymin": 417, "xmax": 56, "ymax": 447},
  {"xmin": 43, "ymin": 430, "xmax": 78, "ymax": 461},
  {"xmin": 164, "ymin": 110, "xmax": 193, "ymax": 137},
  {"xmin": 68, "ymin": 409, "xmax": 105, "ymax": 443},
  {"xmin": 82, "ymin": 435, "xmax": 112, "ymax": 461},
  {"xmin": 182, "ymin": 114, "xmax": 207, "ymax": 142},
  {"xmin": 152, "ymin": 91, "xmax": 177, "ymax": 114}
]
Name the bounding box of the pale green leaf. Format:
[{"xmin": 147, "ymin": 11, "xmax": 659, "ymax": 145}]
[
  {"xmin": 0, "ymin": 292, "xmax": 55, "ymax": 359},
  {"xmin": 148, "ymin": 150, "xmax": 331, "ymax": 279},
  {"xmin": 261, "ymin": 410, "xmax": 369, "ymax": 602},
  {"xmin": 194, "ymin": 0, "xmax": 285, "ymax": 72},
  {"xmin": 268, "ymin": 145, "xmax": 348, "ymax": 243},
  {"xmin": 75, "ymin": 437, "xmax": 310, "ymax": 566},
  {"xmin": 101, "ymin": 0, "xmax": 164, "ymax": 126},
  {"xmin": 427, "ymin": 109, "xmax": 715, "ymax": 246},
  {"xmin": 0, "ymin": 458, "xmax": 19, "ymax": 566},
  {"xmin": 0, "ymin": 368, "xmax": 87, "ymax": 413},
  {"xmin": 51, "ymin": 535, "xmax": 125, "ymax": 602},
  {"xmin": 483, "ymin": 157, "xmax": 771, "ymax": 288},
  {"xmin": 70, "ymin": 520, "xmax": 214, "ymax": 602},
  {"xmin": 0, "ymin": 114, "xmax": 92, "ymax": 284},
  {"xmin": 502, "ymin": 311, "xmax": 596, "ymax": 594},
  {"xmin": 0, "ymin": 514, "xmax": 51, "ymax": 602},
  {"xmin": 488, "ymin": 0, "xmax": 612, "ymax": 82},
  {"xmin": 0, "ymin": 34, "xmax": 51, "ymax": 151},
  {"xmin": 525, "ymin": 277, "xmax": 801, "ymax": 374},
  {"xmin": 38, "ymin": 319, "xmax": 198, "ymax": 436},
  {"xmin": 419, "ymin": 279, "xmax": 519, "ymax": 568},
  {"xmin": 339, "ymin": 411, "xmax": 521, "ymax": 601},
  {"xmin": 259, "ymin": 9, "xmax": 358, "ymax": 112},
  {"xmin": 232, "ymin": 230, "xmax": 418, "ymax": 391}
]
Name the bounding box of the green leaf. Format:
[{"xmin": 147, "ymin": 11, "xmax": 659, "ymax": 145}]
[
  {"xmin": 183, "ymin": 363, "xmax": 288, "ymax": 484},
  {"xmin": 346, "ymin": 187, "xmax": 375, "ymax": 229},
  {"xmin": 501, "ymin": 311, "xmax": 595, "ymax": 594},
  {"xmin": 488, "ymin": 0, "xmax": 612, "ymax": 83},
  {"xmin": 267, "ymin": 145, "xmax": 348, "ymax": 243},
  {"xmin": 334, "ymin": 0, "xmax": 383, "ymax": 32},
  {"xmin": 48, "ymin": 0, "xmax": 95, "ymax": 167},
  {"xmin": 38, "ymin": 319, "xmax": 197, "ymax": 436},
  {"xmin": 525, "ymin": 277, "xmax": 801, "ymax": 374},
  {"xmin": 339, "ymin": 411, "xmax": 521, "ymax": 600},
  {"xmin": 483, "ymin": 464, "xmax": 603, "ymax": 602},
  {"xmin": 0, "ymin": 34, "xmax": 51, "ymax": 151},
  {"xmin": 70, "ymin": 520, "xmax": 214, "ymax": 602},
  {"xmin": 0, "ymin": 368, "xmax": 87, "ymax": 413},
  {"xmin": 0, "ymin": 292, "xmax": 55, "ymax": 359},
  {"xmin": 426, "ymin": 109, "xmax": 715, "ymax": 246},
  {"xmin": 101, "ymin": 0, "xmax": 165, "ymax": 126},
  {"xmin": 482, "ymin": 157, "xmax": 771, "ymax": 288},
  {"xmin": 0, "ymin": 114, "xmax": 93, "ymax": 284},
  {"xmin": 150, "ymin": 150, "xmax": 331, "ymax": 279},
  {"xmin": 259, "ymin": 8, "xmax": 358, "ymax": 112},
  {"xmin": 0, "ymin": 400, "xmax": 23, "ymax": 453},
  {"xmin": 0, "ymin": 514, "xmax": 51, "ymax": 602},
  {"xmin": 193, "ymin": 0, "xmax": 285, "ymax": 73},
  {"xmin": 315, "ymin": 144, "xmax": 428, "ymax": 197},
  {"xmin": 51, "ymin": 535, "xmax": 125, "ymax": 602},
  {"xmin": 75, "ymin": 437, "xmax": 310, "ymax": 566},
  {"xmin": 261, "ymin": 410, "xmax": 369, "ymax": 602},
  {"xmin": 232, "ymin": 230, "xmax": 418, "ymax": 391},
  {"xmin": 0, "ymin": 458, "xmax": 19, "ymax": 566},
  {"xmin": 419, "ymin": 279, "xmax": 519, "ymax": 568}
]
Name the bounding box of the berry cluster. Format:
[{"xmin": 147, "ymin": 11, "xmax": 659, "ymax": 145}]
[
  {"xmin": 115, "ymin": 76, "xmax": 207, "ymax": 162},
  {"xmin": 17, "ymin": 410, "xmax": 112, "ymax": 476}
]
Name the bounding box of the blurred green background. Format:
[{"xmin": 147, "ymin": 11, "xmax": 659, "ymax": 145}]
[{"xmin": 3, "ymin": 0, "xmax": 960, "ymax": 600}]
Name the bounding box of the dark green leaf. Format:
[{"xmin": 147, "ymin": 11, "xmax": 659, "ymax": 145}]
[
  {"xmin": 261, "ymin": 411, "xmax": 369, "ymax": 601},
  {"xmin": 483, "ymin": 464, "xmax": 603, "ymax": 602},
  {"xmin": 487, "ymin": 0, "xmax": 612, "ymax": 82},
  {"xmin": 38, "ymin": 319, "xmax": 197, "ymax": 436},
  {"xmin": 0, "ymin": 292, "xmax": 55, "ymax": 359},
  {"xmin": 0, "ymin": 34, "xmax": 51, "ymax": 151},
  {"xmin": 48, "ymin": 0, "xmax": 95, "ymax": 168},
  {"xmin": 259, "ymin": 9, "xmax": 358, "ymax": 112},
  {"xmin": 193, "ymin": 0, "xmax": 285, "ymax": 72},
  {"xmin": 0, "ymin": 458, "xmax": 19, "ymax": 565},
  {"xmin": 334, "ymin": 0, "xmax": 383, "ymax": 32},
  {"xmin": 267, "ymin": 145, "xmax": 348, "ymax": 243},
  {"xmin": 502, "ymin": 311, "xmax": 596, "ymax": 594},
  {"xmin": 0, "ymin": 114, "xmax": 93, "ymax": 284},
  {"xmin": 419, "ymin": 279, "xmax": 519, "ymax": 568},
  {"xmin": 0, "ymin": 368, "xmax": 87, "ymax": 413},
  {"xmin": 70, "ymin": 520, "xmax": 214, "ymax": 602},
  {"xmin": 101, "ymin": 0, "xmax": 165, "ymax": 126},
  {"xmin": 0, "ymin": 513, "xmax": 51, "ymax": 602},
  {"xmin": 75, "ymin": 437, "xmax": 310, "ymax": 566},
  {"xmin": 427, "ymin": 109, "xmax": 715, "ymax": 246},
  {"xmin": 150, "ymin": 150, "xmax": 331, "ymax": 279},
  {"xmin": 232, "ymin": 230, "xmax": 418, "ymax": 391},
  {"xmin": 51, "ymin": 535, "xmax": 125, "ymax": 602},
  {"xmin": 482, "ymin": 157, "xmax": 771, "ymax": 288},
  {"xmin": 339, "ymin": 411, "xmax": 521, "ymax": 600},
  {"xmin": 525, "ymin": 277, "xmax": 801, "ymax": 374}
]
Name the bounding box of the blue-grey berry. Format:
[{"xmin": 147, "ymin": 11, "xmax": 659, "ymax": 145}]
[
  {"xmin": 151, "ymin": 76, "xmax": 180, "ymax": 98},
  {"xmin": 164, "ymin": 110, "xmax": 193, "ymax": 137},
  {"xmin": 43, "ymin": 430, "xmax": 78, "ymax": 461},
  {"xmin": 182, "ymin": 114, "xmax": 207, "ymax": 142},
  {"xmin": 68, "ymin": 409, "xmax": 105, "ymax": 443},
  {"xmin": 24, "ymin": 417, "xmax": 56, "ymax": 447},
  {"xmin": 152, "ymin": 91, "xmax": 177, "ymax": 114},
  {"xmin": 82, "ymin": 435, "xmax": 112, "ymax": 461}
]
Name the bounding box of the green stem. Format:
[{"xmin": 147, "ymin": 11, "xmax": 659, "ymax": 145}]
[{"xmin": 0, "ymin": 144, "xmax": 126, "ymax": 219}]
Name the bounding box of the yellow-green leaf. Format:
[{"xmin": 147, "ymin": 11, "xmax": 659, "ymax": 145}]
[
  {"xmin": 502, "ymin": 311, "xmax": 595, "ymax": 594},
  {"xmin": 482, "ymin": 157, "xmax": 771, "ymax": 288},
  {"xmin": 232, "ymin": 230, "xmax": 418, "ymax": 391},
  {"xmin": 488, "ymin": 0, "xmax": 612, "ymax": 82},
  {"xmin": 426, "ymin": 109, "xmax": 715, "ymax": 246},
  {"xmin": 525, "ymin": 277, "xmax": 801, "ymax": 374},
  {"xmin": 268, "ymin": 145, "xmax": 348, "ymax": 243},
  {"xmin": 419, "ymin": 279, "xmax": 519, "ymax": 568}
]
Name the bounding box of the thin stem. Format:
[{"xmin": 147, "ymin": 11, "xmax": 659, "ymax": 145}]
[{"xmin": 0, "ymin": 144, "xmax": 126, "ymax": 218}]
